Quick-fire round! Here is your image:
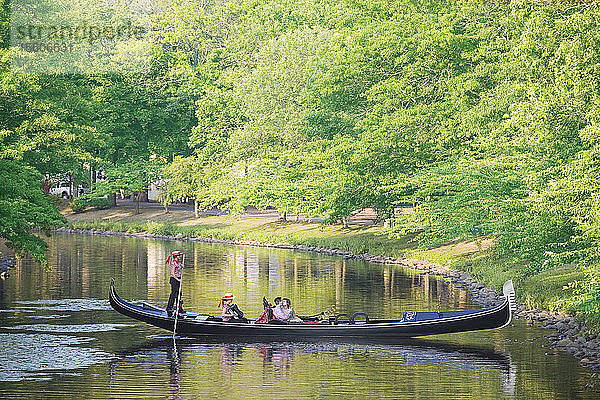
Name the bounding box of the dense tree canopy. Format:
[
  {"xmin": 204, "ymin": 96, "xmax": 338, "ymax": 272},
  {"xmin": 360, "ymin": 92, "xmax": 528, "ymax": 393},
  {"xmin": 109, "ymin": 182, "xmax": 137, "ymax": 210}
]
[
  {"xmin": 4, "ymin": 0, "xmax": 600, "ymax": 317},
  {"xmin": 152, "ymin": 0, "xmax": 600, "ymax": 317}
]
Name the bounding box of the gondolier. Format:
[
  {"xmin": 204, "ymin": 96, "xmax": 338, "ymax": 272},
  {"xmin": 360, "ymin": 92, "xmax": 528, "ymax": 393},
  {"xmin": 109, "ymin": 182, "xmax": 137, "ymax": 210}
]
[{"xmin": 166, "ymin": 250, "xmax": 184, "ymax": 316}]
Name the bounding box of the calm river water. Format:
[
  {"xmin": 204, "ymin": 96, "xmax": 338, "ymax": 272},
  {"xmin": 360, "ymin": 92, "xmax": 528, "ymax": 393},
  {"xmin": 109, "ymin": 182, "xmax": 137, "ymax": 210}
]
[{"xmin": 0, "ymin": 233, "xmax": 599, "ymax": 399}]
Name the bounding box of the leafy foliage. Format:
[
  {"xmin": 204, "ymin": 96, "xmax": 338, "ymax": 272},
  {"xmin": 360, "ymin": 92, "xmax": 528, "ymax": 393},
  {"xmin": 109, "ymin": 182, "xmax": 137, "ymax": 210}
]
[
  {"xmin": 0, "ymin": 159, "xmax": 65, "ymax": 263},
  {"xmin": 5, "ymin": 0, "xmax": 600, "ymax": 319},
  {"xmin": 149, "ymin": 0, "xmax": 600, "ymax": 318}
]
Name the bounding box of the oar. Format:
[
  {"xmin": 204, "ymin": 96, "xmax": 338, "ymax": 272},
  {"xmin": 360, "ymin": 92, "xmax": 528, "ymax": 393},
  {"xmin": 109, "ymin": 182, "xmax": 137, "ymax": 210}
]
[{"xmin": 173, "ymin": 254, "xmax": 184, "ymax": 338}]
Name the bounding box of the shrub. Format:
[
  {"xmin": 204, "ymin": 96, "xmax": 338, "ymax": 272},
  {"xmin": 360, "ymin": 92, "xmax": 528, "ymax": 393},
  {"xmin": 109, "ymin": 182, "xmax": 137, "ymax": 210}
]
[
  {"xmin": 145, "ymin": 221, "xmax": 164, "ymax": 235},
  {"xmin": 70, "ymin": 195, "xmax": 113, "ymax": 213}
]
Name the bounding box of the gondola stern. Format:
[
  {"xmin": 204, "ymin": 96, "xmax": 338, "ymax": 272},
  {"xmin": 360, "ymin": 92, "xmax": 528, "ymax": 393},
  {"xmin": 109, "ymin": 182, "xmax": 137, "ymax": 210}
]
[
  {"xmin": 109, "ymin": 278, "xmax": 134, "ymax": 316},
  {"xmin": 109, "ymin": 277, "xmax": 118, "ymax": 303},
  {"xmin": 109, "ymin": 277, "xmax": 121, "ymax": 310},
  {"xmin": 109, "ymin": 278, "xmax": 174, "ymax": 332}
]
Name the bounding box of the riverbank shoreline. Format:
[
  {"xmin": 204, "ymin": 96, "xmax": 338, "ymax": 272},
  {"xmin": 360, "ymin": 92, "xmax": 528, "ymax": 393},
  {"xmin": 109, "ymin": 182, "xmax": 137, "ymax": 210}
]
[
  {"xmin": 60, "ymin": 205, "xmax": 600, "ymax": 370},
  {"xmin": 56, "ymin": 225, "xmax": 505, "ymax": 303}
]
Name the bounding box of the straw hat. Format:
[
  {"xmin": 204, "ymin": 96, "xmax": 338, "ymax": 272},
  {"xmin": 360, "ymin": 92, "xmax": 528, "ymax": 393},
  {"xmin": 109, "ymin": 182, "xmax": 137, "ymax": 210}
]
[
  {"xmin": 165, "ymin": 250, "xmax": 183, "ymax": 265},
  {"xmin": 219, "ymin": 293, "xmax": 234, "ymax": 309}
]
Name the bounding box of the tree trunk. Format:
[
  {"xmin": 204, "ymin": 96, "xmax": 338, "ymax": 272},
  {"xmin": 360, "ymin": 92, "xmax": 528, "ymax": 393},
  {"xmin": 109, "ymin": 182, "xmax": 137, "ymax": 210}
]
[
  {"xmin": 135, "ymin": 192, "xmax": 141, "ymax": 214},
  {"xmin": 279, "ymin": 211, "xmax": 287, "ymax": 221},
  {"xmin": 194, "ymin": 199, "xmax": 199, "ymax": 218},
  {"xmin": 68, "ymin": 173, "xmax": 74, "ymax": 199}
]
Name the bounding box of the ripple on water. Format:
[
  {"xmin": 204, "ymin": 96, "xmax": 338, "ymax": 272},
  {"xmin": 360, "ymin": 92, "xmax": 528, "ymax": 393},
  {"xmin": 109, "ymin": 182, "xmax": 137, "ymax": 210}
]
[
  {"xmin": 4, "ymin": 323, "xmax": 134, "ymax": 333},
  {"xmin": 0, "ymin": 309, "xmax": 35, "ymax": 313},
  {"xmin": 0, "ymin": 333, "xmax": 113, "ymax": 382},
  {"xmin": 14, "ymin": 299, "xmax": 112, "ymax": 312},
  {"xmin": 27, "ymin": 314, "xmax": 71, "ymax": 320}
]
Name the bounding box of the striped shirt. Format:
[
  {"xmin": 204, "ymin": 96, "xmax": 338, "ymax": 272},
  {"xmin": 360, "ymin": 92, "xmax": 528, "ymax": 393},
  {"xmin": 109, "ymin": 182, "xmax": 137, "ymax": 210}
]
[{"xmin": 170, "ymin": 259, "xmax": 182, "ymax": 279}]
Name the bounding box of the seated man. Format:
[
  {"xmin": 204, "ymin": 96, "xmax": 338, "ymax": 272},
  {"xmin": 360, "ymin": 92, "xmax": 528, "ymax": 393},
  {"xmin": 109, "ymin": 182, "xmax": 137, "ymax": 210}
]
[{"xmin": 270, "ymin": 297, "xmax": 282, "ymax": 320}]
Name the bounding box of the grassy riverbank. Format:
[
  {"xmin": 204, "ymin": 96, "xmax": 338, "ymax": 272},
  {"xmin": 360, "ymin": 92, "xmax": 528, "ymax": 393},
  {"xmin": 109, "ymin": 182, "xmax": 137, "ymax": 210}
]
[
  {"xmin": 66, "ymin": 206, "xmax": 416, "ymax": 257},
  {"xmin": 64, "ymin": 204, "xmax": 588, "ymax": 323}
]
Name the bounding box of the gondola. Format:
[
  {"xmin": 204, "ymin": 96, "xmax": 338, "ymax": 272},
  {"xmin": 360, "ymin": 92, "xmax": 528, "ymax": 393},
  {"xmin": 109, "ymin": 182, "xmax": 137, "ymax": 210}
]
[{"xmin": 109, "ymin": 278, "xmax": 516, "ymax": 338}]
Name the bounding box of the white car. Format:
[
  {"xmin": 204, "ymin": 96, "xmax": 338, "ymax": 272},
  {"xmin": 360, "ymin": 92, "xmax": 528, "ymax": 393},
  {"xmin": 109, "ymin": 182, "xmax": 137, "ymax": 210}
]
[{"xmin": 49, "ymin": 181, "xmax": 72, "ymax": 199}]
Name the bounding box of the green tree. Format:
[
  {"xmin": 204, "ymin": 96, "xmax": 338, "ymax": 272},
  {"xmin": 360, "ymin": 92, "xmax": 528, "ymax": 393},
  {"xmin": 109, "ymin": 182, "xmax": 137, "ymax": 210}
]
[
  {"xmin": 95, "ymin": 159, "xmax": 164, "ymax": 214},
  {"xmin": 89, "ymin": 76, "xmax": 194, "ymax": 166},
  {"xmin": 161, "ymin": 155, "xmax": 207, "ymax": 217},
  {"xmin": 0, "ymin": 159, "xmax": 65, "ymax": 263}
]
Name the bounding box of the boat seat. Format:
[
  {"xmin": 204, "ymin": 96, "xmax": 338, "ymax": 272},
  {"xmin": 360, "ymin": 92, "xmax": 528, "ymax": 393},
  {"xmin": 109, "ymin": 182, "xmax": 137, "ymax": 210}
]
[{"xmin": 267, "ymin": 319, "xmax": 288, "ymax": 324}]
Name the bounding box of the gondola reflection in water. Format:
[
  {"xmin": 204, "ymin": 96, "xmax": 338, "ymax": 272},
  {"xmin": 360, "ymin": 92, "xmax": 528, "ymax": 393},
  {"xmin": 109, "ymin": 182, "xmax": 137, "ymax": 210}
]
[
  {"xmin": 108, "ymin": 338, "xmax": 517, "ymax": 400},
  {"xmin": 109, "ymin": 279, "xmax": 516, "ymax": 338}
]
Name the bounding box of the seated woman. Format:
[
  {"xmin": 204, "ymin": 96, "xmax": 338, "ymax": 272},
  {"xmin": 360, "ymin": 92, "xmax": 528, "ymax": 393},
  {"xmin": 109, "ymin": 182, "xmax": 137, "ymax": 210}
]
[
  {"xmin": 219, "ymin": 293, "xmax": 245, "ymax": 322},
  {"xmin": 273, "ymin": 298, "xmax": 303, "ymax": 323}
]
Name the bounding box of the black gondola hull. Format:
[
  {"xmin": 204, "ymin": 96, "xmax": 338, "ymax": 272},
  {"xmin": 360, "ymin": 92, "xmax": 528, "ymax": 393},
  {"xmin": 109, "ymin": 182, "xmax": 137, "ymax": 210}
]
[{"xmin": 109, "ymin": 279, "xmax": 516, "ymax": 338}]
